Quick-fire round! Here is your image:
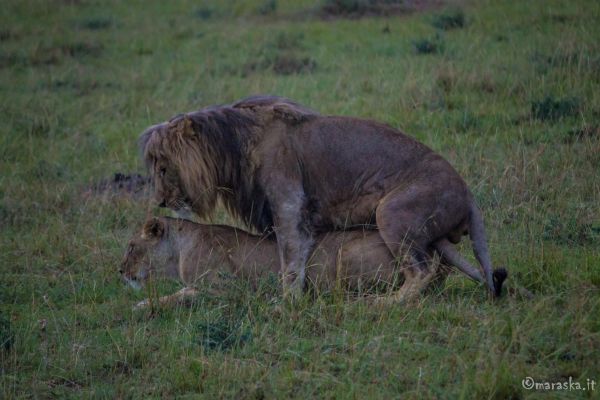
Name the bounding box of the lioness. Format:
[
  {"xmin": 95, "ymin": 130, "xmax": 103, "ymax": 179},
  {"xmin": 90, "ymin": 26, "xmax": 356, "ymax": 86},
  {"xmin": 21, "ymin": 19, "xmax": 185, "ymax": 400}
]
[
  {"xmin": 139, "ymin": 96, "xmax": 505, "ymax": 300},
  {"xmin": 120, "ymin": 217, "xmax": 404, "ymax": 308},
  {"xmin": 121, "ymin": 217, "xmax": 506, "ymax": 309}
]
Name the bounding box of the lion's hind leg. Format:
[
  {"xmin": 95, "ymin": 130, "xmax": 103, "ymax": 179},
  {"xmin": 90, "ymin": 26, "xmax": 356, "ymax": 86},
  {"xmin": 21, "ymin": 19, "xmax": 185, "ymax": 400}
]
[
  {"xmin": 374, "ymin": 176, "xmax": 471, "ymax": 303},
  {"xmin": 374, "ymin": 187, "xmax": 445, "ymax": 303}
]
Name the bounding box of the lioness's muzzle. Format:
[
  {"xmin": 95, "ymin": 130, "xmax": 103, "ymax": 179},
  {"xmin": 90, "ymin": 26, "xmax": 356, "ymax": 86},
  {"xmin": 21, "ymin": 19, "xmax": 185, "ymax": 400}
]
[{"xmin": 120, "ymin": 269, "xmax": 142, "ymax": 290}]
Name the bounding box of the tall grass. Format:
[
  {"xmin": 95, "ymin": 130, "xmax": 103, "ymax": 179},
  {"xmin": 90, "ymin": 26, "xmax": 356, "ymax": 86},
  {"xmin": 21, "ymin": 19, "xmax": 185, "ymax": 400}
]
[{"xmin": 1, "ymin": 0, "xmax": 599, "ymax": 397}]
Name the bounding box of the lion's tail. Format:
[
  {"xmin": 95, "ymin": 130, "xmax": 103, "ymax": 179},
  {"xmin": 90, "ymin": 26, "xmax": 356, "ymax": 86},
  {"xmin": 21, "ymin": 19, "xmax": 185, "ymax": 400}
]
[
  {"xmin": 432, "ymin": 238, "xmax": 507, "ymax": 298},
  {"xmin": 468, "ymin": 199, "xmax": 502, "ymax": 296},
  {"xmin": 432, "ymin": 198, "xmax": 507, "ymax": 298}
]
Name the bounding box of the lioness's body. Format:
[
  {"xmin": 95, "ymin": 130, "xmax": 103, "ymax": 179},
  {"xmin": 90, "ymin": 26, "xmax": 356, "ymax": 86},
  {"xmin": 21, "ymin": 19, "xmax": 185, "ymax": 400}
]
[
  {"xmin": 121, "ymin": 217, "xmax": 404, "ymax": 293},
  {"xmin": 140, "ymin": 96, "xmax": 501, "ymax": 300},
  {"xmin": 121, "ymin": 217, "xmax": 421, "ymax": 309}
]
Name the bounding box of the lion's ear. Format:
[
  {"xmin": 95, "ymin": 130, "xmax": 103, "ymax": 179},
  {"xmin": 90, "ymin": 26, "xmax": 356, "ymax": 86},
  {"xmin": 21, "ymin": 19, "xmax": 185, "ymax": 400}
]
[
  {"xmin": 168, "ymin": 115, "xmax": 195, "ymax": 139},
  {"xmin": 272, "ymin": 104, "xmax": 314, "ymax": 125},
  {"xmin": 182, "ymin": 115, "xmax": 194, "ymax": 137},
  {"xmin": 141, "ymin": 217, "xmax": 165, "ymax": 239}
]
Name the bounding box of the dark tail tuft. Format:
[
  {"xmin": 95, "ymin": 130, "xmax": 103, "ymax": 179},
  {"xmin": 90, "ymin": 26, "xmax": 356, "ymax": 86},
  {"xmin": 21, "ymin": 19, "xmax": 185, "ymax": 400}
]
[{"xmin": 492, "ymin": 268, "xmax": 508, "ymax": 298}]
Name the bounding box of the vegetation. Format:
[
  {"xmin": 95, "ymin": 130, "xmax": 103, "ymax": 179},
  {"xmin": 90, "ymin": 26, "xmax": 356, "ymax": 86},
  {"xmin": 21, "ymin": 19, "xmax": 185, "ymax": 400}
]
[{"xmin": 1, "ymin": 0, "xmax": 599, "ymax": 398}]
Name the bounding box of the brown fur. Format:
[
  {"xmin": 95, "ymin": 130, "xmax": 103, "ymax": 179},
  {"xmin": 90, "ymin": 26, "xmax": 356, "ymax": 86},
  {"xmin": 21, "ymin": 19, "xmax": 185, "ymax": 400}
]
[
  {"xmin": 120, "ymin": 217, "xmax": 423, "ymax": 308},
  {"xmin": 140, "ymin": 96, "xmax": 502, "ymax": 300}
]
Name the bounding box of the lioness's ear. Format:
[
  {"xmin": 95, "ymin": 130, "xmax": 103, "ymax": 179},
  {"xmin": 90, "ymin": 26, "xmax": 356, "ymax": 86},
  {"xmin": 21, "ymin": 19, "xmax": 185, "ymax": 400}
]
[{"xmin": 141, "ymin": 217, "xmax": 165, "ymax": 239}]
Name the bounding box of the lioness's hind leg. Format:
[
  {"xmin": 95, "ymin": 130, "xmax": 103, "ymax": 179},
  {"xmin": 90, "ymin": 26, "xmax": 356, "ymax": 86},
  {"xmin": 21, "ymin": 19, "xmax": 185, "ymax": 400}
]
[
  {"xmin": 375, "ymin": 260, "xmax": 435, "ymax": 304},
  {"xmin": 424, "ymin": 253, "xmax": 451, "ymax": 292}
]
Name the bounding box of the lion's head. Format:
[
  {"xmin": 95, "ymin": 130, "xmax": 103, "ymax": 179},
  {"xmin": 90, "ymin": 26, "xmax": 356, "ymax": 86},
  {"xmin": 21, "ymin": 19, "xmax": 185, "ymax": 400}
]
[
  {"xmin": 140, "ymin": 112, "xmax": 248, "ymax": 222},
  {"xmin": 139, "ymin": 96, "xmax": 316, "ymax": 230},
  {"xmin": 139, "ymin": 120, "xmax": 202, "ymax": 215},
  {"xmin": 119, "ymin": 217, "xmax": 174, "ymax": 289}
]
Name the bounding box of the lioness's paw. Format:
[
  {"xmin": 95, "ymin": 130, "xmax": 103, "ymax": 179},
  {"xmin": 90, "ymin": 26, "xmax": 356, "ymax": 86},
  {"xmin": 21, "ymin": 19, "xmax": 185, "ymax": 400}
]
[
  {"xmin": 370, "ymin": 295, "xmax": 395, "ymax": 307},
  {"xmin": 133, "ymin": 299, "xmax": 150, "ymax": 311}
]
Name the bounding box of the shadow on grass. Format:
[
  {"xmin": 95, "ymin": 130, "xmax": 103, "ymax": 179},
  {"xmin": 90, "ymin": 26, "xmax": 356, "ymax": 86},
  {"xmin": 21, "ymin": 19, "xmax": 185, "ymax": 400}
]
[{"xmin": 531, "ymin": 96, "xmax": 581, "ymax": 121}]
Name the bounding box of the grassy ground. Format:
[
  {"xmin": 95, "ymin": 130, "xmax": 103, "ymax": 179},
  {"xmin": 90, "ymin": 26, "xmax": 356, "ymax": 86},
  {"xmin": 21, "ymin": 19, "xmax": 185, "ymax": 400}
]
[{"xmin": 1, "ymin": 0, "xmax": 599, "ymax": 398}]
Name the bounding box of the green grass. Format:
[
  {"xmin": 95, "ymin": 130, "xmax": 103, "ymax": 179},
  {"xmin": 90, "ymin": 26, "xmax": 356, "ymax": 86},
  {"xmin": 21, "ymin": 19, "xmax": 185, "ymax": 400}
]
[{"xmin": 1, "ymin": 0, "xmax": 599, "ymax": 398}]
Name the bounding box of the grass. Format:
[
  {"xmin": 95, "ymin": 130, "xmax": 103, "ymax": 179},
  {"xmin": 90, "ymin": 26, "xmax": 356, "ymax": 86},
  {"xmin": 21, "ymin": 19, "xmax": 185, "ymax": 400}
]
[{"xmin": 1, "ymin": 0, "xmax": 599, "ymax": 398}]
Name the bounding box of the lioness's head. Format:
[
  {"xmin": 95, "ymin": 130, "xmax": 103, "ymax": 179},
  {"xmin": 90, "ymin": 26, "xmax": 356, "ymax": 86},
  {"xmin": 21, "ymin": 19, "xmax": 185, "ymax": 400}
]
[{"xmin": 119, "ymin": 217, "xmax": 174, "ymax": 290}]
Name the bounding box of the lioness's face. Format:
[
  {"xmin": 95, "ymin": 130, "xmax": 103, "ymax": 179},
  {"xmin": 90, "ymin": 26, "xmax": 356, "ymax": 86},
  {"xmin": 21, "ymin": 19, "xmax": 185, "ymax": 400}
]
[
  {"xmin": 119, "ymin": 218, "xmax": 168, "ymax": 290},
  {"xmin": 120, "ymin": 237, "xmax": 153, "ymax": 290}
]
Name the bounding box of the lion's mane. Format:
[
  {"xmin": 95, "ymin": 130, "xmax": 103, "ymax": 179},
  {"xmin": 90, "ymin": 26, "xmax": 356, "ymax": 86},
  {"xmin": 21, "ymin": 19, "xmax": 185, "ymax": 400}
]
[{"xmin": 139, "ymin": 96, "xmax": 317, "ymax": 232}]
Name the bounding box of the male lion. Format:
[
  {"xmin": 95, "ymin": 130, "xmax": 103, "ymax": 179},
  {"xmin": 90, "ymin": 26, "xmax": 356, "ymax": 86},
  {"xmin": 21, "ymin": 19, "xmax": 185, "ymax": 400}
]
[
  {"xmin": 140, "ymin": 96, "xmax": 506, "ymax": 301},
  {"xmin": 120, "ymin": 217, "xmax": 506, "ymax": 309}
]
